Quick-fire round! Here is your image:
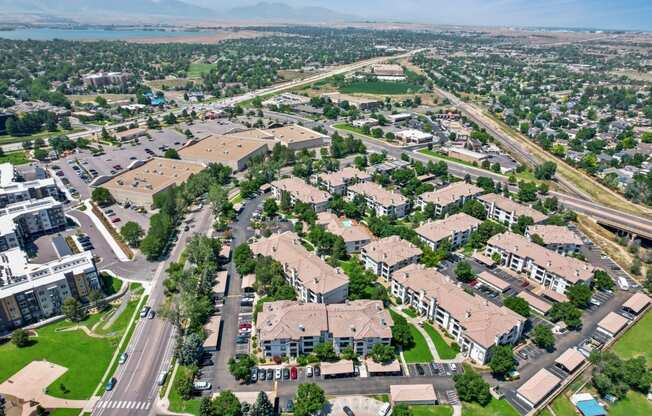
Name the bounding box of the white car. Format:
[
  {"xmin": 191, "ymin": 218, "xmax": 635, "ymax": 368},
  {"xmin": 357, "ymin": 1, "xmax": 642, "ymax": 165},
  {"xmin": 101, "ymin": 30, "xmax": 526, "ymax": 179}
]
[
  {"xmin": 378, "ymin": 403, "xmax": 391, "ymax": 416},
  {"xmin": 193, "ymin": 381, "xmax": 211, "ymax": 391},
  {"xmin": 306, "ymin": 366, "xmax": 313, "ymax": 377},
  {"xmin": 275, "ymin": 368, "xmax": 282, "ymax": 380}
]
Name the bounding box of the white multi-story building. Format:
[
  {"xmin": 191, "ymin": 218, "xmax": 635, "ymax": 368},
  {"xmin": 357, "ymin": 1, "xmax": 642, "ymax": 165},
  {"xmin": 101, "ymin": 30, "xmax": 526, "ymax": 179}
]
[
  {"xmin": 347, "ymin": 182, "xmax": 409, "ymax": 218},
  {"xmin": 485, "ymin": 232, "xmax": 594, "ymax": 295},
  {"xmin": 525, "ymin": 225, "xmax": 584, "ymax": 256},
  {"xmin": 314, "ymin": 167, "xmax": 371, "ymax": 195},
  {"xmin": 478, "ymin": 193, "xmax": 547, "ymax": 226},
  {"xmin": 416, "ymin": 213, "xmax": 482, "ymax": 250},
  {"xmin": 417, "ymin": 182, "xmax": 484, "ymax": 217},
  {"xmin": 250, "ymin": 232, "xmax": 349, "ymax": 304},
  {"xmin": 256, "ymin": 300, "xmax": 393, "ymax": 358},
  {"xmin": 0, "ymin": 163, "xmax": 62, "ymax": 208},
  {"xmin": 361, "ymin": 236, "xmax": 422, "ymax": 281},
  {"xmin": 0, "ymin": 197, "xmax": 67, "ymax": 252},
  {"xmin": 271, "ymin": 177, "xmax": 331, "ymax": 213},
  {"xmin": 391, "ymin": 264, "xmax": 524, "ymax": 364}
]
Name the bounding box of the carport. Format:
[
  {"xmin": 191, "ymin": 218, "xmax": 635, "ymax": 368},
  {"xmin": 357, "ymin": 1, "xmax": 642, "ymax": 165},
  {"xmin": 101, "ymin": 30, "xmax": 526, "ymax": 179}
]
[
  {"xmin": 321, "ymin": 360, "xmax": 354, "ymax": 379},
  {"xmin": 622, "ymin": 292, "xmax": 651, "ymax": 316},
  {"xmin": 365, "ymin": 359, "xmax": 402, "ymax": 376},
  {"xmin": 390, "ymin": 384, "xmax": 437, "ymax": 405},
  {"xmin": 516, "ymin": 368, "xmax": 561, "ymax": 408},
  {"xmin": 203, "ymin": 315, "xmax": 222, "ymax": 352},
  {"xmin": 596, "ymin": 312, "xmax": 629, "ymax": 338},
  {"xmin": 554, "ymin": 348, "xmax": 585, "ymax": 374},
  {"xmin": 477, "ymin": 271, "xmax": 510, "ymax": 293}
]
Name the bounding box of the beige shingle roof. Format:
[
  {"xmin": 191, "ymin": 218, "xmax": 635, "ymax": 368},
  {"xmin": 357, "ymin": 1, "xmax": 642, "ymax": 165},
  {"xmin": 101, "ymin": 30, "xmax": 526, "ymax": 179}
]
[
  {"xmin": 598, "ymin": 312, "xmax": 629, "ymax": 335},
  {"xmin": 554, "ymin": 348, "xmax": 585, "ymax": 373},
  {"xmin": 256, "ymin": 301, "xmax": 328, "ymax": 341},
  {"xmin": 250, "ymin": 231, "xmax": 348, "ymax": 295},
  {"xmin": 487, "ymin": 232, "xmax": 595, "ymax": 284},
  {"xmin": 416, "ymin": 213, "xmax": 482, "ymax": 243},
  {"xmin": 392, "ymin": 264, "xmax": 524, "ymax": 348},
  {"xmin": 316, "ymin": 212, "xmax": 373, "ymax": 244},
  {"xmin": 348, "ymin": 182, "xmax": 407, "ymax": 207},
  {"xmin": 362, "ymin": 236, "xmax": 422, "ymax": 267},
  {"xmin": 527, "ymin": 225, "xmax": 583, "ymax": 246},
  {"xmin": 517, "ymin": 291, "xmax": 552, "ymax": 314},
  {"xmin": 478, "ymin": 193, "xmax": 548, "ymax": 223},
  {"xmin": 390, "ymin": 384, "xmax": 437, "ymax": 403},
  {"xmin": 516, "ymin": 368, "xmax": 561, "ymax": 406},
  {"xmin": 622, "ymin": 292, "xmax": 651, "ymax": 314},
  {"xmin": 317, "ymin": 167, "xmax": 371, "ymax": 188},
  {"xmin": 327, "ymin": 300, "xmax": 393, "ymax": 339},
  {"xmin": 271, "ymin": 177, "xmax": 330, "ymax": 205},
  {"xmin": 419, "ymin": 181, "xmax": 483, "ymax": 206}
]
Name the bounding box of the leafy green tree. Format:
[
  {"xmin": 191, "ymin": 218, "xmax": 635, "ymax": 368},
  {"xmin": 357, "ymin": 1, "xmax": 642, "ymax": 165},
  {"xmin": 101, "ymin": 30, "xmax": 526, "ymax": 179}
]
[
  {"xmin": 489, "ymin": 345, "xmax": 516, "ymax": 377},
  {"xmin": 390, "ymin": 404, "xmax": 412, "ymax": 416},
  {"xmin": 517, "ymin": 181, "xmax": 538, "ymax": 202},
  {"xmin": 234, "ymin": 244, "xmax": 256, "ymax": 275},
  {"xmin": 199, "ymin": 397, "xmax": 214, "ymax": 416},
  {"xmin": 530, "ymin": 234, "xmax": 545, "ymax": 246},
  {"xmin": 250, "ymin": 391, "xmax": 274, "ymax": 416},
  {"xmin": 454, "ymin": 368, "xmax": 491, "ymax": 405},
  {"xmin": 11, "ymin": 328, "xmax": 29, "ymax": 348},
  {"xmin": 511, "ymin": 215, "xmax": 534, "ymax": 235},
  {"xmin": 91, "ymin": 187, "xmax": 113, "ymax": 206},
  {"xmin": 62, "ymin": 297, "xmax": 86, "ymax": 322},
  {"xmin": 391, "ymin": 313, "xmax": 414, "ymax": 349},
  {"xmin": 340, "ymin": 346, "xmax": 358, "ymax": 361},
  {"xmin": 503, "ymin": 296, "xmax": 530, "ymax": 317},
  {"xmin": 592, "ymin": 270, "xmax": 614, "ymax": 292},
  {"xmin": 177, "ymin": 332, "xmax": 204, "ymax": 366},
  {"xmin": 461, "ymin": 199, "xmax": 486, "ymax": 220},
  {"xmin": 33, "ymin": 148, "xmax": 48, "ymax": 161},
  {"xmin": 549, "ymin": 302, "xmax": 582, "ymax": 329},
  {"xmin": 293, "ymin": 383, "xmax": 326, "ymax": 416},
  {"xmin": 164, "ymin": 148, "xmax": 180, "ymax": 159},
  {"xmin": 214, "ymin": 390, "xmax": 241, "ymax": 416},
  {"xmin": 567, "ymin": 284, "xmax": 593, "ymax": 309},
  {"xmin": 532, "ymin": 324, "xmax": 555, "ymax": 351},
  {"xmin": 454, "ymin": 261, "xmax": 475, "ymax": 282},
  {"xmin": 534, "ymin": 162, "xmax": 557, "ymax": 180},
  {"xmin": 176, "ymin": 368, "xmax": 195, "ymax": 400},
  {"xmin": 370, "ymin": 343, "xmax": 396, "ymax": 363},
  {"xmin": 313, "ymin": 342, "xmax": 338, "ymax": 362},
  {"xmin": 228, "ymin": 355, "xmax": 257, "ymax": 383},
  {"xmin": 263, "ymin": 198, "xmax": 278, "ymax": 218},
  {"xmin": 120, "ymin": 221, "xmax": 144, "ymax": 247}
]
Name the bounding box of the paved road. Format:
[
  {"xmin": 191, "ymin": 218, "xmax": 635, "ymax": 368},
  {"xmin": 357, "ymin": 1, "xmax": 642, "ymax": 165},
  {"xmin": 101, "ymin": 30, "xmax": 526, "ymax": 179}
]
[{"xmin": 93, "ymin": 204, "xmax": 214, "ymax": 416}]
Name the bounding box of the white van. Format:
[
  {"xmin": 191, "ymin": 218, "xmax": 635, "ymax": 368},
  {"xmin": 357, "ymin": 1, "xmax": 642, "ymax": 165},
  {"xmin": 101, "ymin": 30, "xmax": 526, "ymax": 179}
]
[
  {"xmin": 617, "ymin": 277, "xmax": 630, "ymax": 291},
  {"xmin": 378, "ymin": 403, "xmax": 391, "ymax": 416}
]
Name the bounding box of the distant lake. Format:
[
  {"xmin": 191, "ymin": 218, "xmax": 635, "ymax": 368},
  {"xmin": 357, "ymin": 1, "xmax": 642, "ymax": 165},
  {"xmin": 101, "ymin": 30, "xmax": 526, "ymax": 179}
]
[{"xmin": 0, "ymin": 28, "xmax": 209, "ymax": 41}]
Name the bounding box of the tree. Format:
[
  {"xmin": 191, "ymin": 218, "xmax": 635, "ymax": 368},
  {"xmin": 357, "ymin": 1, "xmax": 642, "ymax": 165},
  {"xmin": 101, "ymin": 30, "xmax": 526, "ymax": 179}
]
[
  {"xmin": 234, "ymin": 244, "xmax": 256, "ymax": 275},
  {"xmin": 530, "ymin": 234, "xmax": 545, "ymax": 246},
  {"xmin": 164, "ymin": 148, "xmax": 180, "ymax": 159},
  {"xmin": 454, "ymin": 368, "xmax": 491, "ymax": 405},
  {"xmin": 11, "ymin": 328, "xmax": 29, "ymax": 347},
  {"xmin": 199, "ymin": 397, "xmax": 215, "ymax": 416},
  {"xmin": 517, "ymin": 181, "xmax": 538, "ymax": 202},
  {"xmin": 592, "ymin": 270, "xmax": 614, "ymax": 292},
  {"xmin": 0, "ymin": 394, "xmax": 5, "ymax": 416},
  {"xmin": 331, "ymin": 237, "xmax": 347, "ymax": 261},
  {"xmin": 567, "ymin": 284, "xmax": 593, "ymax": 309},
  {"xmin": 532, "ymin": 324, "xmax": 555, "ymax": 351},
  {"xmin": 280, "ymin": 191, "xmax": 291, "ymax": 212},
  {"xmin": 534, "ymin": 162, "xmax": 557, "ymax": 180},
  {"xmin": 503, "ymin": 296, "xmax": 530, "ymax": 317},
  {"xmin": 91, "ymin": 187, "xmax": 113, "ymax": 206},
  {"xmin": 263, "ymin": 198, "xmax": 278, "ymax": 218},
  {"xmin": 370, "ymin": 343, "xmax": 396, "ymax": 363},
  {"xmin": 293, "ymin": 383, "xmax": 326, "ymax": 416},
  {"xmin": 176, "ymin": 368, "xmax": 195, "ymax": 400},
  {"xmin": 228, "ymin": 355, "xmax": 256, "ymax": 383},
  {"xmin": 120, "ymin": 221, "xmax": 144, "ymax": 247},
  {"xmin": 549, "ymin": 302, "xmax": 582, "ymax": 329},
  {"xmin": 489, "ymin": 345, "xmax": 516, "ymax": 377},
  {"xmin": 62, "ymin": 297, "xmax": 85, "ymax": 322},
  {"xmin": 33, "ymin": 148, "xmax": 48, "ymax": 161},
  {"xmin": 313, "ymin": 342, "xmax": 338, "ymax": 362},
  {"xmin": 461, "ymin": 199, "xmax": 486, "ymax": 220},
  {"xmin": 390, "ymin": 404, "xmax": 412, "ymax": 416},
  {"xmin": 214, "ymin": 390, "xmax": 241, "ymax": 416},
  {"xmin": 250, "ymin": 391, "xmax": 274, "ymax": 416},
  {"xmin": 391, "ymin": 313, "xmax": 414, "ymax": 348},
  {"xmin": 511, "ymin": 215, "xmax": 534, "ymax": 235},
  {"xmin": 454, "ymin": 261, "xmax": 475, "ymax": 282},
  {"xmin": 177, "ymin": 333, "xmax": 204, "ymax": 366}
]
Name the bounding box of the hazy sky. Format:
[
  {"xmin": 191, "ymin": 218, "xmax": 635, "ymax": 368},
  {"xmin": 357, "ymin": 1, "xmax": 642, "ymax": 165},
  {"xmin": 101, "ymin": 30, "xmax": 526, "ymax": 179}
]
[{"xmin": 188, "ymin": 0, "xmax": 652, "ymax": 31}]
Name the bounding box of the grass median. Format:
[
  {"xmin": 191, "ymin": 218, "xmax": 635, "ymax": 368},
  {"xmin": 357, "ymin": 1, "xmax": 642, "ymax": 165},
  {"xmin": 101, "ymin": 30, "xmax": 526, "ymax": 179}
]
[{"xmin": 462, "ymin": 398, "xmax": 520, "ymax": 416}]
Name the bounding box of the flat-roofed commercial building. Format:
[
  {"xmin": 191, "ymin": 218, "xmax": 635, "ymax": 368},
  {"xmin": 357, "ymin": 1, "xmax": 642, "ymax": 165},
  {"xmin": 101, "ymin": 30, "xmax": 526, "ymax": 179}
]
[
  {"xmin": 554, "ymin": 348, "xmax": 585, "ymax": 374},
  {"xmin": 314, "ymin": 167, "xmax": 371, "ymax": 195},
  {"xmin": 516, "ymin": 368, "xmax": 561, "ymax": 408},
  {"xmin": 478, "ymin": 193, "xmax": 548, "ymax": 226},
  {"xmin": 256, "ymin": 300, "xmax": 392, "ymax": 357},
  {"xmin": 486, "ymin": 232, "xmax": 595, "ymax": 295},
  {"xmin": 178, "ymin": 135, "xmax": 267, "ymax": 171},
  {"xmin": 396, "ymin": 129, "xmax": 433, "ymax": 144},
  {"xmin": 101, "ymin": 158, "xmax": 205, "ymax": 207},
  {"xmin": 416, "ymin": 213, "xmax": 481, "ymax": 250},
  {"xmin": 622, "ymin": 292, "xmax": 651, "ymax": 316},
  {"xmin": 597, "ymin": 312, "xmax": 629, "ymax": 338},
  {"xmin": 270, "ymin": 177, "xmax": 330, "ymax": 213},
  {"xmin": 391, "ymin": 264, "xmax": 524, "ymax": 364},
  {"xmin": 417, "ymin": 182, "xmax": 483, "ymax": 216},
  {"xmin": 316, "ymin": 212, "xmax": 373, "ymax": 253},
  {"xmin": 250, "ymin": 232, "xmax": 349, "ymax": 304},
  {"xmin": 446, "ymin": 147, "xmax": 488, "ymax": 164},
  {"xmin": 372, "ymin": 64, "xmax": 405, "ymax": 78},
  {"xmin": 361, "ymin": 236, "xmax": 422, "ymax": 281},
  {"xmin": 390, "ymin": 384, "xmax": 437, "ymax": 405},
  {"xmin": 347, "ymin": 182, "xmax": 409, "ymax": 218},
  {"xmin": 0, "ymin": 163, "xmax": 63, "ymax": 208},
  {"xmin": 526, "ymin": 225, "xmax": 583, "ymax": 255},
  {"xmin": 266, "ymin": 125, "xmax": 326, "ymax": 150},
  {"xmin": 0, "ymin": 248, "xmax": 100, "ymax": 330},
  {"xmin": 225, "ymin": 129, "xmax": 277, "ymax": 150},
  {"xmin": 0, "ymin": 197, "xmax": 66, "ymax": 252}
]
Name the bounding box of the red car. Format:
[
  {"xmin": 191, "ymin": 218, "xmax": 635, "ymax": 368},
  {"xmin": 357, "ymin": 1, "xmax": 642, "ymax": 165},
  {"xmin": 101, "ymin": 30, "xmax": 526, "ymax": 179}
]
[
  {"xmin": 56, "ymin": 171, "xmax": 65, "ymax": 177},
  {"xmin": 290, "ymin": 367, "xmax": 297, "ymax": 380},
  {"xmin": 239, "ymin": 323, "xmax": 252, "ymax": 329},
  {"xmin": 111, "ymin": 217, "xmax": 121, "ymax": 223}
]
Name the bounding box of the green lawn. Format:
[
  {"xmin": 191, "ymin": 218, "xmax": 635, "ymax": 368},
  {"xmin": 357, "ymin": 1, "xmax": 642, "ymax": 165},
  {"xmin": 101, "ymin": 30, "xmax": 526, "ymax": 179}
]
[
  {"xmin": 609, "ymin": 391, "xmax": 652, "ymax": 416},
  {"xmin": 48, "ymin": 409, "xmax": 83, "ymax": 416},
  {"xmin": 339, "ymin": 81, "xmax": 422, "ymax": 95},
  {"xmin": 0, "ymin": 151, "xmax": 29, "ymax": 165},
  {"xmin": 0, "ymin": 319, "xmax": 118, "ymax": 400},
  {"xmin": 410, "ymin": 405, "xmax": 453, "ymax": 416},
  {"xmin": 187, "ymin": 63, "xmax": 215, "ymax": 78},
  {"xmin": 462, "ymin": 399, "xmax": 520, "ymax": 416},
  {"xmin": 100, "ymin": 272, "xmax": 123, "ymax": 296},
  {"xmin": 0, "ymin": 128, "xmax": 83, "ymax": 145},
  {"xmin": 403, "ymin": 307, "xmax": 418, "ymax": 318},
  {"xmin": 168, "ymin": 366, "xmax": 201, "ymax": 415},
  {"xmin": 389, "ymin": 310, "xmax": 433, "ymax": 363},
  {"xmin": 612, "ymin": 310, "xmax": 652, "ymax": 362},
  {"xmin": 544, "ymin": 394, "xmax": 577, "ymax": 416},
  {"xmin": 423, "ymin": 324, "xmax": 459, "ymax": 360}
]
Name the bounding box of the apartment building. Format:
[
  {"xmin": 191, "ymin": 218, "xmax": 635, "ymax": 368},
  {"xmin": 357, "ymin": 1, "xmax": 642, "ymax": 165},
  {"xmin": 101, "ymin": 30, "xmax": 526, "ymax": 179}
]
[
  {"xmin": 314, "ymin": 167, "xmax": 371, "ymax": 195},
  {"xmin": 347, "ymin": 182, "xmax": 409, "ymax": 218},
  {"xmin": 270, "ymin": 177, "xmax": 330, "ymax": 213},
  {"xmin": 250, "ymin": 232, "xmax": 349, "ymax": 304},
  {"xmin": 485, "ymin": 232, "xmax": 595, "ymax": 295},
  {"xmin": 478, "ymin": 193, "xmax": 547, "ymax": 226},
  {"xmin": 0, "ymin": 163, "xmax": 62, "ymax": 208},
  {"xmin": 416, "ymin": 213, "xmax": 482, "ymax": 250},
  {"xmin": 0, "ymin": 197, "xmax": 66, "ymax": 252},
  {"xmin": 361, "ymin": 236, "xmax": 422, "ymax": 281},
  {"xmin": 391, "ymin": 264, "xmax": 524, "ymax": 364},
  {"xmin": 316, "ymin": 212, "xmax": 373, "ymax": 253},
  {"xmin": 525, "ymin": 225, "xmax": 584, "ymax": 255},
  {"xmin": 0, "ymin": 249, "xmax": 100, "ymax": 330},
  {"xmin": 82, "ymin": 72, "xmax": 130, "ymax": 88},
  {"xmin": 416, "ymin": 182, "xmax": 483, "ymax": 217},
  {"xmin": 256, "ymin": 299, "xmax": 393, "ymax": 358}
]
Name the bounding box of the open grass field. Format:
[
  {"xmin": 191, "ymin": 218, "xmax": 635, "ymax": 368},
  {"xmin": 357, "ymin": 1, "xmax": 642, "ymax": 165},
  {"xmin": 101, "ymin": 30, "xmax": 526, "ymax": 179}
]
[
  {"xmin": 0, "ymin": 127, "xmax": 84, "ymax": 146},
  {"xmin": 612, "ymin": 309, "xmax": 652, "ymax": 362},
  {"xmin": 0, "ymin": 319, "xmax": 117, "ymax": 400},
  {"xmin": 389, "ymin": 310, "xmax": 433, "ymax": 363},
  {"xmin": 410, "ymin": 405, "xmax": 453, "ymax": 416},
  {"xmin": 339, "ymin": 81, "xmax": 422, "ymax": 95},
  {"xmin": 168, "ymin": 366, "xmax": 201, "ymax": 415},
  {"xmin": 423, "ymin": 324, "xmax": 459, "ymax": 360},
  {"xmin": 462, "ymin": 398, "xmax": 520, "ymax": 416},
  {"xmin": 187, "ymin": 63, "xmax": 215, "ymax": 78},
  {"xmin": 0, "ymin": 150, "xmax": 29, "ymax": 165},
  {"xmin": 609, "ymin": 391, "xmax": 652, "ymax": 416}
]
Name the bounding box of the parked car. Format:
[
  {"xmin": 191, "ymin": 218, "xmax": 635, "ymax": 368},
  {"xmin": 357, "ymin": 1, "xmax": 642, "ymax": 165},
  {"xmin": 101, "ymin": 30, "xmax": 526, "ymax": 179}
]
[
  {"xmin": 415, "ymin": 364, "xmax": 425, "ymax": 376},
  {"xmin": 105, "ymin": 377, "xmax": 116, "ymax": 391},
  {"xmin": 343, "ymin": 406, "xmax": 355, "ymax": 416},
  {"xmin": 148, "ymin": 310, "xmax": 156, "ymax": 319},
  {"xmin": 286, "ymin": 400, "xmax": 294, "ymax": 412},
  {"xmin": 290, "ymin": 367, "xmax": 297, "ymax": 380},
  {"xmin": 119, "ymin": 353, "xmax": 128, "ymax": 364},
  {"xmin": 140, "ymin": 306, "xmax": 150, "ymax": 318},
  {"xmin": 283, "ymin": 368, "xmax": 290, "ymax": 380},
  {"xmin": 193, "ymin": 381, "xmax": 211, "ymax": 391},
  {"xmin": 259, "ymin": 368, "xmax": 266, "ymax": 381},
  {"xmin": 251, "ymin": 368, "xmax": 258, "ymax": 382},
  {"xmin": 111, "ymin": 217, "xmax": 121, "ymax": 223},
  {"xmin": 157, "ymin": 370, "xmax": 167, "ymax": 386},
  {"xmin": 267, "ymin": 369, "xmax": 274, "ymax": 380},
  {"xmin": 378, "ymin": 403, "xmax": 391, "ymax": 416},
  {"xmin": 306, "ymin": 366, "xmax": 313, "ymax": 377},
  {"xmin": 275, "ymin": 368, "xmax": 282, "ymax": 380},
  {"xmin": 314, "ymin": 366, "xmax": 320, "ymax": 377}
]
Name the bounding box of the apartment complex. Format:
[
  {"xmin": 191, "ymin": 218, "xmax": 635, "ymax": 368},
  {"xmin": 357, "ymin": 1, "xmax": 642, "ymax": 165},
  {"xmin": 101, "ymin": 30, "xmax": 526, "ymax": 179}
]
[
  {"xmin": 361, "ymin": 236, "xmax": 422, "ymax": 281},
  {"xmin": 416, "ymin": 182, "xmax": 483, "ymax": 217},
  {"xmin": 347, "ymin": 182, "xmax": 409, "ymax": 218},
  {"xmin": 178, "ymin": 135, "xmax": 267, "ymax": 171},
  {"xmin": 485, "ymin": 232, "xmax": 595, "ymax": 295},
  {"xmin": 391, "ymin": 264, "xmax": 524, "ymax": 364},
  {"xmin": 478, "ymin": 193, "xmax": 547, "ymax": 226},
  {"xmin": 270, "ymin": 177, "xmax": 330, "ymax": 213},
  {"xmin": 0, "ymin": 197, "xmax": 66, "ymax": 252},
  {"xmin": 0, "ymin": 163, "xmax": 62, "ymax": 208},
  {"xmin": 256, "ymin": 299, "xmax": 393, "ymax": 358},
  {"xmin": 316, "ymin": 212, "xmax": 373, "ymax": 253},
  {"xmin": 416, "ymin": 213, "xmax": 482, "ymax": 250},
  {"xmin": 525, "ymin": 225, "xmax": 583, "ymax": 255},
  {"xmin": 314, "ymin": 167, "xmax": 371, "ymax": 195},
  {"xmin": 0, "ymin": 248, "xmax": 100, "ymax": 330},
  {"xmin": 82, "ymin": 72, "xmax": 130, "ymax": 88},
  {"xmin": 250, "ymin": 232, "xmax": 349, "ymax": 304}
]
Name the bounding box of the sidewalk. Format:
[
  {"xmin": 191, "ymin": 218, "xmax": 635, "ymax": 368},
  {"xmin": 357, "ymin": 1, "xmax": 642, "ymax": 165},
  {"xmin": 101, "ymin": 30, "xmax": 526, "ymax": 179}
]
[
  {"xmin": 82, "ymin": 199, "xmax": 130, "ymax": 262},
  {"xmin": 391, "ymin": 305, "xmax": 440, "ymax": 361}
]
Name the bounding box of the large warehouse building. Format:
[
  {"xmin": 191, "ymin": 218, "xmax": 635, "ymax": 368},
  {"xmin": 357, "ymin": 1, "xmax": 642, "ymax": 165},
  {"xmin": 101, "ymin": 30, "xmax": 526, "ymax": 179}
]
[{"xmin": 178, "ymin": 135, "xmax": 267, "ymax": 171}]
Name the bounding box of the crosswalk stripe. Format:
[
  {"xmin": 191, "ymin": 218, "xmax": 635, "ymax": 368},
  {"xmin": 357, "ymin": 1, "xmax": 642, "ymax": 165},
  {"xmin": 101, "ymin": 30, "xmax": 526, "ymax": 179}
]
[
  {"xmin": 128, "ymin": 401, "xmax": 135, "ymax": 409},
  {"xmin": 145, "ymin": 402, "xmax": 151, "ymax": 410}
]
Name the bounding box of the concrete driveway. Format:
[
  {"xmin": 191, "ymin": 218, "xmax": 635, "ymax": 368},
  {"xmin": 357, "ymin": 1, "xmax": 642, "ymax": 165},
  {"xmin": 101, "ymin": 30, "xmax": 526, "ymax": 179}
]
[{"xmin": 327, "ymin": 396, "xmax": 386, "ymax": 416}]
